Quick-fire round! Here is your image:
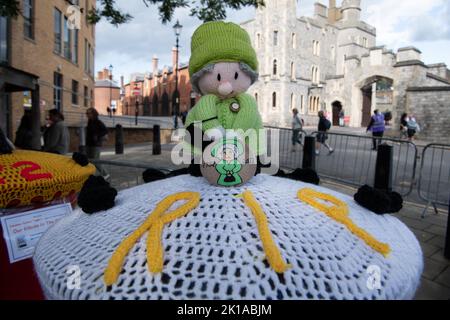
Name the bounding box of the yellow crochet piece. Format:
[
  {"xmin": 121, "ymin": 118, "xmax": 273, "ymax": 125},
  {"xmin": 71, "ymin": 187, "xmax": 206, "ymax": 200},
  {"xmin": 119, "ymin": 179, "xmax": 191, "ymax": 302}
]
[
  {"xmin": 298, "ymin": 188, "xmax": 391, "ymax": 257},
  {"xmin": 104, "ymin": 192, "xmax": 200, "ymax": 286},
  {"xmin": 241, "ymin": 190, "xmax": 291, "ymax": 273}
]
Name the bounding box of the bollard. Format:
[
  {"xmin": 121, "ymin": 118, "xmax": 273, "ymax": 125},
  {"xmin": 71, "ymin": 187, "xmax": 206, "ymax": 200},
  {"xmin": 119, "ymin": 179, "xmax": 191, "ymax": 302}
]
[
  {"xmin": 153, "ymin": 125, "xmax": 161, "ymax": 155},
  {"xmin": 302, "ymin": 136, "xmax": 316, "ymax": 170},
  {"xmin": 445, "ymin": 194, "xmax": 450, "ymax": 259},
  {"xmin": 374, "ymin": 144, "xmax": 393, "ymax": 192},
  {"xmin": 115, "ymin": 124, "xmax": 124, "ymax": 155}
]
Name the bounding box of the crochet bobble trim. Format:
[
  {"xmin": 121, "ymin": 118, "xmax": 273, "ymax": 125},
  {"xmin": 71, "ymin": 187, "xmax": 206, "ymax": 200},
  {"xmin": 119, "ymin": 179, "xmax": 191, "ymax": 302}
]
[
  {"xmin": 298, "ymin": 188, "xmax": 391, "ymax": 257},
  {"xmin": 104, "ymin": 192, "xmax": 201, "ymax": 286}
]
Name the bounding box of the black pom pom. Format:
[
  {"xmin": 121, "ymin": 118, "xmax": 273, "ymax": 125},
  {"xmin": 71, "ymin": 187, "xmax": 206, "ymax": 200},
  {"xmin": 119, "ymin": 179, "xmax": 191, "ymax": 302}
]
[
  {"xmin": 274, "ymin": 169, "xmax": 287, "ymax": 177},
  {"xmin": 142, "ymin": 168, "xmax": 168, "ymax": 183},
  {"xmin": 72, "ymin": 152, "xmax": 89, "ymax": 167},
  {"xmin": 78, "ymin": 175, "xmax": 118, "ymax": 214},
  {"xmin": 286, "ymin": 168, "xmax": 320, "ymax": 185},
  {"xmin": 188, "ymin": 164, "xmax": 202, "ymax": 177},
  {"xmin": 354, "ymin": 185, "xmax": 403, "ymax": 215}
]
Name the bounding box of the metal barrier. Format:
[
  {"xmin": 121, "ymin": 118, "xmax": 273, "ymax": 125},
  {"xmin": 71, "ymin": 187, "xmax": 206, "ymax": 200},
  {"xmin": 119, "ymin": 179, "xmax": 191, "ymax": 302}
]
[
  {"xmin": 310, "ymin": 131, "xmax": 418, "ymax": 197},
  {"xmin": 265, "ymin": 127, "xmax": 307, "ymax": 170},
  {"xmin": 418, "ymin": 144, "xmax": 450, "ymax": 216}
]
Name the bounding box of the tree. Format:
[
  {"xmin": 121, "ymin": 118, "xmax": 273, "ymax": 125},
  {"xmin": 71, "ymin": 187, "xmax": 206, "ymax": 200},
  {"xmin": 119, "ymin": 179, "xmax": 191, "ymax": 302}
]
[{"xmin": 1, "ymin": 0, "xmax": 265, "ymax": 25}]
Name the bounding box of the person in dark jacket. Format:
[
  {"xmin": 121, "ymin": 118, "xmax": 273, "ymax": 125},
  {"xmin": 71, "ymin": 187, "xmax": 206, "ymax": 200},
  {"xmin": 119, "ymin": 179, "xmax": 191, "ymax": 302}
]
[
  {"xmin": 85, "ymin": 108, "xmax": 109, "ymax": 178},
  {"xmin": 43, "ymin": 109, "xmax": 69, "ymax": 155},
  {"xmin": 366, "ymin": 109, "xmax": 385, "ymax": 151},
  {"xmin": 399, "ymin": 113, "xmax": 408, "ymax": 139},
  {"xmin": 15, "ymin": 109, "xmax": 34, "ymax": 150},
  {"xmin": 316, "ymin": 111, "xmax": 334, "ymax": 155}
]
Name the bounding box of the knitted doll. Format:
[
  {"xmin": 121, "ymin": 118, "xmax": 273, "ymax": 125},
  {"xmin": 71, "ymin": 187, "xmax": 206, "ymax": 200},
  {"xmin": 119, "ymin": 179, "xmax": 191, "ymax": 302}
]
[{"xmin": 185, "ymin": 21, "xmax": 265, "ymax": 185}]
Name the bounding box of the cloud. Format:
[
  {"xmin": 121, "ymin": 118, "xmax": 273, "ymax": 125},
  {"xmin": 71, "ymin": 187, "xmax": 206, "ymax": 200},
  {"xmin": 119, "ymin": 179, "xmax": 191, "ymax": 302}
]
[{"xmin": 95, "ymin": 0, "xmax": 450, "ymax": 82}]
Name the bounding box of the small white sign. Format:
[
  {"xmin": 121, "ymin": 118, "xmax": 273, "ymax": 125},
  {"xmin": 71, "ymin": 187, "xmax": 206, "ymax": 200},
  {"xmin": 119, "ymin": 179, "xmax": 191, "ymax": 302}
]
[{"xmin": 1, "ymin": 203, "xmax": 72, "ymax": 263}]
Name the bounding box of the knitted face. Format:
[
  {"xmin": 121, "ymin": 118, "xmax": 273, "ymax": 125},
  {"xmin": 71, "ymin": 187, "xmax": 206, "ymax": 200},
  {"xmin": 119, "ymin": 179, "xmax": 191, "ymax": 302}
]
[{"xmin": 197, "ymin": 62, "xmax": 252, "ymax": 99}]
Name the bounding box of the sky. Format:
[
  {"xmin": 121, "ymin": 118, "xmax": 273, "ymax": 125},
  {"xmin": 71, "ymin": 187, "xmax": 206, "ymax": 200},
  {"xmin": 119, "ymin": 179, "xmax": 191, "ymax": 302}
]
[{"xmin": 95, "ymin": 0, "xmax": 450, "ymax": 84}]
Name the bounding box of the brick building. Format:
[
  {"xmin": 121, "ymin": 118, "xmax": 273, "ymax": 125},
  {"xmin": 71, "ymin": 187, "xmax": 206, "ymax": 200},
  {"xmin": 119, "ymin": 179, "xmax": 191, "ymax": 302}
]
[
  {"xmin": 0, "ymin": 0, "xmax": 96, "ymax": 149},
  {"xmin": 95, "ymin": 67, "xmax": 120, "ymax": 116},
  {"xmin": 122, "ymin": 48, "xmax": 199, "ymax": 118}
]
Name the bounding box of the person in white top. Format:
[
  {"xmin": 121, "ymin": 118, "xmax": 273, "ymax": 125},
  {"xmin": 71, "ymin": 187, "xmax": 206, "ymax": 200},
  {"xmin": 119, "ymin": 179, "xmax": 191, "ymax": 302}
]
[{"xmin": 291, "ymin": 108, "xmax": 304, "ymax": 152}]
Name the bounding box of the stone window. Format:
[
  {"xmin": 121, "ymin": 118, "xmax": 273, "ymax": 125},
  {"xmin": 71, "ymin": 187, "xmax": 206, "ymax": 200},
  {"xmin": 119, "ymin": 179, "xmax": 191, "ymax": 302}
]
[
  {"xmin": 290, "ymin": 93, "xmax": 295, "ymax": 109},
  {"xmin": 84, "ymin": 86, "xmax": 89, "ymax": 107},
  {"xmin": 292, "ymin": 33, "xmax": 296, "ymax": 49},
  {"xmin": 256, "ymin": 33, "xmax": 261, "ymax": 49},
  {"xmin": 300, "ymin": 95, "xmax": 304, "ymax": 113},
  {"xmin": 273, "ymin": 59, "xmax": 278, "ymax": 76},
  {"xmin": 313, "ymin": 40, "xmax": 320, "ymax": 56},
  {"xmin": 273, "ymin": 31, "xmax": 278, "ymax": 46},
  {"xmin": 255, "ymin": 92, "xmax": 258, "ymax": 103},
  {"xmin": 363, "ymin": 37, "xmax": 368, "ymax": 48},
  {"xmin": 54, "ymin": 8, "xmax": 62, "ymax": 54},
  {"xmin": 54, "ymin": 72, "xmax": 63, "ymax": 111},
  {"xmin": 73, "ymin": 29, "xmax": 79, "ymax": 64},
  {"xmin": 0, "ymin": 16, "xmax": 8, "ymax": 64},
  {"xmin": 272, "ymin": 92, "xmax": 277, "ymax": 108},
  {"xmin": 63, "ymin": 16, "xmax": 72, "ymax": 60},
  {"xmin": 291, "ymin": 62, "xmax": 295, "ymax": 80},
  {"xmin": 23, "ymin": 0, "xmax": 34, "ymax": 39},
  {"xmin": 72, "ymin": 80, "xmax": 79, "ymax": 106},
  {"xmin": 312, "ymin": 66, "xmax": 319, "ymax": 84}
]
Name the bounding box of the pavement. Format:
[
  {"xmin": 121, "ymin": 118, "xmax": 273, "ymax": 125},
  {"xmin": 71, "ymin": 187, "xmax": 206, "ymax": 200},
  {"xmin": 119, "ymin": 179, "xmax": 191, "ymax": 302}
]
[{"xmin": 98, "ymin": 141, "xmax": 450, "ymax": 300}]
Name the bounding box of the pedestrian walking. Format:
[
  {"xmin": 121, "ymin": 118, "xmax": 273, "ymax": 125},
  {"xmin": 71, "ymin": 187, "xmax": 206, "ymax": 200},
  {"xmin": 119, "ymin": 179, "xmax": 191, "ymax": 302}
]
[
  {"xmin": 366, "ymin": 109, "xmax": 385, "ymax": 151},
  {"xmin": 316, "ymin": 111, "xmax": 334, "ymax": 155},
  {"xmin": 339, "ymin": 109, "xmax": 345, "ymax": 127},
  {"xmin": 406, "ymin": 115, "xmax": 420, "ymax": 142},
  {"xmin": 181, "ymin": 110, "xmax": 188, "ymax": 126},
  {"xmin": 291, "ymin": 108, "xmax": 304, "ymax": 152},
  {"xmin": 399, "ymin": 113, "xmax": 409, "ymax": 139},
  {"xmin": 14, "ymin": 109, "xmax": 34, "ymax": 150},
  {"xmin": 43, "ymin": 109, "xmax": 69, "ymax": 155},
  {"xmin": 85, "ymin": 107, "xmax": 110, "ymax": 179},
  {"xmin": 173, "ymin": 111, "xmax": 179, "ymax": 129}
]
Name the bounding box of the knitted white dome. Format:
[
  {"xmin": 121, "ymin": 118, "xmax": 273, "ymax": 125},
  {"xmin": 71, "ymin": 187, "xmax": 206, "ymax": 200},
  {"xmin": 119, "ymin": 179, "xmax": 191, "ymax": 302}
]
[{"xmin": 33, "ymin": 175, "xmax": 423, "ymax": 300}]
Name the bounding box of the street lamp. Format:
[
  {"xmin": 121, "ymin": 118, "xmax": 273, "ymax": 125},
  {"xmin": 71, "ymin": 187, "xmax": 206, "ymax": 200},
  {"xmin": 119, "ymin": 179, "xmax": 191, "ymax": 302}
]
[
  {"xmin": 173, "ymin": 20, "xmax": 183, "ymax": 120},
  {"xmin": 109, "ymin": 64, "xmax": 113, "ymax": 118}
]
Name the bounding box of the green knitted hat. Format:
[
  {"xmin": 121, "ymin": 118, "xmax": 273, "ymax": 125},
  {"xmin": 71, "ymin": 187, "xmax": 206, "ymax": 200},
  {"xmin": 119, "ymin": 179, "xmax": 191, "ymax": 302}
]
[{"xmin": 189, "ymin": 21, "xmax": 258, "ymax": 77}]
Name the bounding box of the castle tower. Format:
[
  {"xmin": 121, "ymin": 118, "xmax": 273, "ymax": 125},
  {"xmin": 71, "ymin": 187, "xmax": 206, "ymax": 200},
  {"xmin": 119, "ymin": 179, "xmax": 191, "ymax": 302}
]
[{"xmin": 341, "ymin": 0, "xmax": 361, "ymax": 22}]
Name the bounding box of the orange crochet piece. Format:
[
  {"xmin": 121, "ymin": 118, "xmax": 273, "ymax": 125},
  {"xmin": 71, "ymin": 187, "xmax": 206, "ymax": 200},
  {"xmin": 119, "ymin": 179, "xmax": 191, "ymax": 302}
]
[{"xmin": 0, "ymin": 150, "xmax": 96, "ymax": 208}]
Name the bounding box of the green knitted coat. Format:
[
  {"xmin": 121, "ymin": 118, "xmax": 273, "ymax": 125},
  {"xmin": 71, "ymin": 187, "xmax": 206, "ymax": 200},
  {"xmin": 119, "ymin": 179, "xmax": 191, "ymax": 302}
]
[{"xmin": 185, "ymin": 93, "xmax": 266, "ymax": 155}]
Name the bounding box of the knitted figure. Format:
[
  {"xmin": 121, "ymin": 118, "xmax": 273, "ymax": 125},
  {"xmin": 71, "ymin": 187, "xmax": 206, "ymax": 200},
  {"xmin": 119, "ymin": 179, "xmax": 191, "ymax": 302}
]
[{"xmin": 185, "ymin": 21, "xmax": 265, "ymax": 185}]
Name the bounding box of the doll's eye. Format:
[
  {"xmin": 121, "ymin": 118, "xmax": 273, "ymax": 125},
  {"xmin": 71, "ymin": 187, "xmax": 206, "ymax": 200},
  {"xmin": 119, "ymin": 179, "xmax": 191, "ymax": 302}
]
[
  {"xmin": 234, "ymin": 72, "xmax": 239, "ymax": 80},
  {"xmin": 217, "ymin": 74, "xmax": 221, "ymax": 82}
]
